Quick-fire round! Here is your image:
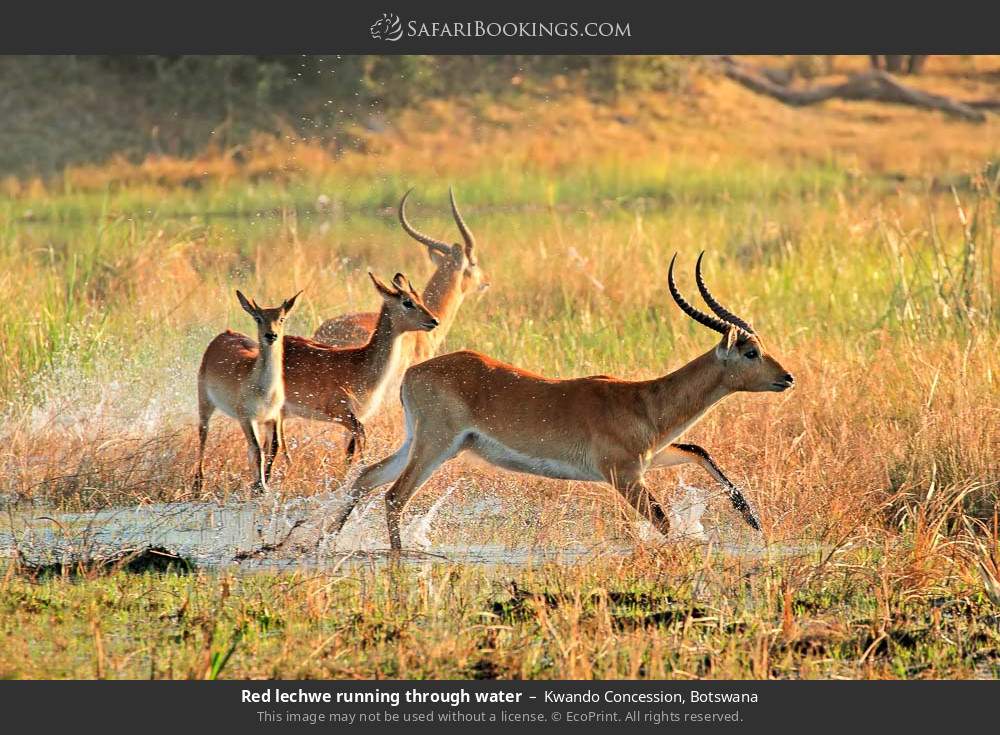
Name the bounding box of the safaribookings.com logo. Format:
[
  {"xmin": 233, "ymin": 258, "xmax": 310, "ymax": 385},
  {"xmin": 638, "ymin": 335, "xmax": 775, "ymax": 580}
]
[
  {"xmin": 370, "ymin": 13, "xmax": 404, "ymax": 41},
  {"xmin": 370, "ymin": 14, "xmax": 631, "ymax": 42}
]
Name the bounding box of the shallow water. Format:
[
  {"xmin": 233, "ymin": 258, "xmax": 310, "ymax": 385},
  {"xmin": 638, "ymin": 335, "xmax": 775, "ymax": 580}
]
[
  {"xmin": 0, "ymin": 483, "xmax": 821, "ymax": 571},
  {"xmin": 0, "ymin": 493, "xmax": 630, "ymax": 570}
]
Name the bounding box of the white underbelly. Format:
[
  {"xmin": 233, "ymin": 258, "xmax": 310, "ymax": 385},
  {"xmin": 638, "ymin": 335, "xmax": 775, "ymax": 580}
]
[
  {"xmin": 207, "ymin": 386, "xmax": 282, "ymax": 423},
  {"xmin": 284, "ymin": 400, "xmax": 342, "ymax": 423},
  {"xmin": 206, "ymin": 386, "xmax": 241, "ymax": 420},
  {"xmin": 467, "ymin": 432, "xmax": 602, "ymax": 482}
]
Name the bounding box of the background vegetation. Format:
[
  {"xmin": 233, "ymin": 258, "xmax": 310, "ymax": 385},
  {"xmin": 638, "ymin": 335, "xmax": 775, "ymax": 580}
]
[{"xmin": 0, "ymin": 55, "xmax": 695, "ymax": 176}]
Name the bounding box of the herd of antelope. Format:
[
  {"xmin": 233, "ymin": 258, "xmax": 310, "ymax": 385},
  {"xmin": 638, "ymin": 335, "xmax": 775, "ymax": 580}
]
[{"xmin": 196, "ymin": 190, "xmax": 794, "ymax": 550}]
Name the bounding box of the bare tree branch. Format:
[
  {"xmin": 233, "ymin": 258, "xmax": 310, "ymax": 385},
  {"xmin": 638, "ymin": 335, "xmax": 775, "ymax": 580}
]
[{"xmin": 713, "ymin": 57, "xmax": 988, "ymax": 123}]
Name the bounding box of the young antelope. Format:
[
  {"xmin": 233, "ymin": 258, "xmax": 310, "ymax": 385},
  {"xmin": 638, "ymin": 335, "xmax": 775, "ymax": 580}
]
[{"xmin": 195, "ymin": 290, "xmax": 301, "ymax": 492}]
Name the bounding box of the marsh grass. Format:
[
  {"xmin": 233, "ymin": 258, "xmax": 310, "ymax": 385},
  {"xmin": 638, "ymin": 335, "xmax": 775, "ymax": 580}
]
[
  {"xmin": 0, "ymin": 73, "xmax": 998, "ymax": 679},
  {"xmin": 1, "ymin": 520, "xmax": 998, "ymax": 679}
]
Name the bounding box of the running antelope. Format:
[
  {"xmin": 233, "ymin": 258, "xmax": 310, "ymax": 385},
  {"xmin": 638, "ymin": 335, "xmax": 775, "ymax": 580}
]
[
  {"xmin": 313, "ymin": 188, "xmax": 487, "ymax": 364},
  {"xmin": 195, "ymin": 289, "xmax": 301, "ymax": 492},
  {"xmin": 282, "ymin": 272, "xmax": 439, "ymax": 461},
  {"xmin": 334, "ymin": 253, "xmax": 795, "ymax": 549}
]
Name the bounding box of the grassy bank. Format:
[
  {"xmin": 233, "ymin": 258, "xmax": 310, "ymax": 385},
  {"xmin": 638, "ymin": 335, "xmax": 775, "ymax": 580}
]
[{"xmin": 2, "ymin": 534, "xmax": 998, "ymax": 679}]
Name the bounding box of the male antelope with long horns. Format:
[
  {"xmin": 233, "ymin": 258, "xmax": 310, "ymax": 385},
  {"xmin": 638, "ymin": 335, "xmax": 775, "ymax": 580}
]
[
  {"xmin": 313, "ymin": 188, "xmax": 488, "ymax": 364},
  {"xmin": 333, "ymin": 252, "xmax": 795, "ymax": 550}
]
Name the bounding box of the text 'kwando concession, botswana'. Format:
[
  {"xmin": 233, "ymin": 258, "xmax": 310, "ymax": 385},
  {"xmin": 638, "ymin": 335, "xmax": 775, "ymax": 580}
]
[{"xmin": 545, "ymin": 690, "xmax": 759, "ymax": 704}]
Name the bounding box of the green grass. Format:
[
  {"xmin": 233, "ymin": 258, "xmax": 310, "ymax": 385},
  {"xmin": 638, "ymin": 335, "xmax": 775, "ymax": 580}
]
[
  {"xmin": 3, "ymin": 157, "xmax": 849, "ymax": 224},
  {"xmin": 2, "ymin": 543, "xmax": 997, "ymax": 679},
  {"xmin": 1, "ymin": 167, "xmax": 993, "ymax": 406}
]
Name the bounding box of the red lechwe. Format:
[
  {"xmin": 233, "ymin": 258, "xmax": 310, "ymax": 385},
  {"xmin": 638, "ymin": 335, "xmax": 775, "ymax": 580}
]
[
  {"xmin": 282, "ymin": 272, "xmax": 439, "ymax": 462},
  {"xmin": 195, "ymin": 290, "xmax": 301, "ymax": 492},
  {"xmin": 313, "ymin": 188, "xmax": 488, "ymax": 365},
  {"xmin": 333, "ymin": 253, "xmax": 795, "ymax": 549}
]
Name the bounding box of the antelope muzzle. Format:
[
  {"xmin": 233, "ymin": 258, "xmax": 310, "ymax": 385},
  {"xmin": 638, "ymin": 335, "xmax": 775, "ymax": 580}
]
[{"xmin": 772, "ymin": 372, "xmax": 795, "ymax": 391}]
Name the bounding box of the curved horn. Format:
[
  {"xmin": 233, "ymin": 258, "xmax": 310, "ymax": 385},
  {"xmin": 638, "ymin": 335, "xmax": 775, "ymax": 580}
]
[
  {"xmin": 449, "ymin": 186, "xmax": 476, "ymax": 253},
  {"xmin": 668, "ymin": 254, "xmax": 733, "ymax": 336},
  {"xmin": 695, "ymin": 251, "xmax": 755, "ymax": 334},
  {"xmin": 398, "ymin": 189, "xmax": 451, "ymax": 256}
]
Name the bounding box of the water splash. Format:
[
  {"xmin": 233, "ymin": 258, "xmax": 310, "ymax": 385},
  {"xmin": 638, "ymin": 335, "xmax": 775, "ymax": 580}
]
[
  {"xmin": 668, "ymin": 482, "xmax": 709, "ymax": 542},
  {"xmin": 7, "ymin": 338, "xmax": 202, "ymax": 440},
  {"xmin": 404, "ymin": 484, "xmax": 456, "ymax": 548},
  {"xmin": 634, "ymin": 482, "xmax": 710, "ymax": 543}
]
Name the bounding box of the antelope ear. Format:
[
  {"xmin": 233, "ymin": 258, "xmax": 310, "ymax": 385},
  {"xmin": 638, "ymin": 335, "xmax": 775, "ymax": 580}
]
[
  {"xmin": 395, "ymin": 273, "xmax": 421, "ymax": 296},
  {"xmin": 368, "ymin": 271, "xmax": 396, "ymax": 297},
  {"xmin": 235, "ymin": 290, "xmax": 256, "ymax": 316},
  {"xmin": 282, "ymin": 290, "xmax": 303, "ymax": 313},
  {"xmin": 716, "ymin": 325, "xmax": 739, "ymax": 359}
]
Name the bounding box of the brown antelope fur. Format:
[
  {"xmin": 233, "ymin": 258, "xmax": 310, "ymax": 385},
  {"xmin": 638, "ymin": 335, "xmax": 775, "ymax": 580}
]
[
  {"xmin": 335, "ymin": 252, "xmax": 795, "ymax": 550},
  {"xmin": 282, "ymin": 272, "xmax": 439, "ymax": 461},
  {"xmin": 313, "ymin": 188, "xmax": 487, "ymax": 365},
  {"xmin": 195, "ymin": 289, "xmax": 301, "ymax": 492}
]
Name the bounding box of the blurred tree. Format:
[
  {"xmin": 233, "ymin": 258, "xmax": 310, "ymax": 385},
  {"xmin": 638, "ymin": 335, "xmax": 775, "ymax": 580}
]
[{"xmin": 869, "ymin": 55, "xmax": 929, "ymax": 75}]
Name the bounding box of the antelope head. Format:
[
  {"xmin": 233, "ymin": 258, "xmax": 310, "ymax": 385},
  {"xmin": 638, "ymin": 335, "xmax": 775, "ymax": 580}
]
[
  {"xmin": 236, "ymin": 289, "xmax": 301, "ymax": 346},
  {"xmin": 398, "ymin": 187, "xmax": 489, "ymax": 295},
  {"xmin": 368, "ymin": 272, "xmax": 440, "ymax": 332},
  {"xmin": 668, "ymin": 252, "xmax": 794, "ymax": 393}
]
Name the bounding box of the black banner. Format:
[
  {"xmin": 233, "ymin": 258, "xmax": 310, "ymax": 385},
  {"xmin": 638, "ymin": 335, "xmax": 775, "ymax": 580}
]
[
  {"xmin": 1, "ymin": 680, "xmax": 997, "ymax": 732},
  {"xmin": 0, "ymin": 2, "xmax": 996, "ymax": 54}
]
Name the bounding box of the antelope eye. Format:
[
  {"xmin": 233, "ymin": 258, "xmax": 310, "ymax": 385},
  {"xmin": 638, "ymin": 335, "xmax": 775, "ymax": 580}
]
[
  {"xmin": 402, "ymin": 299, "xmax": 415, "ymax": 309},
  {"xmin": 254, "ymin": 316, "xmax": 263, "ymax": 324},
  {"xmin": 744, "ymin": 349, "xmax": 759, "ymax": 360}
]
